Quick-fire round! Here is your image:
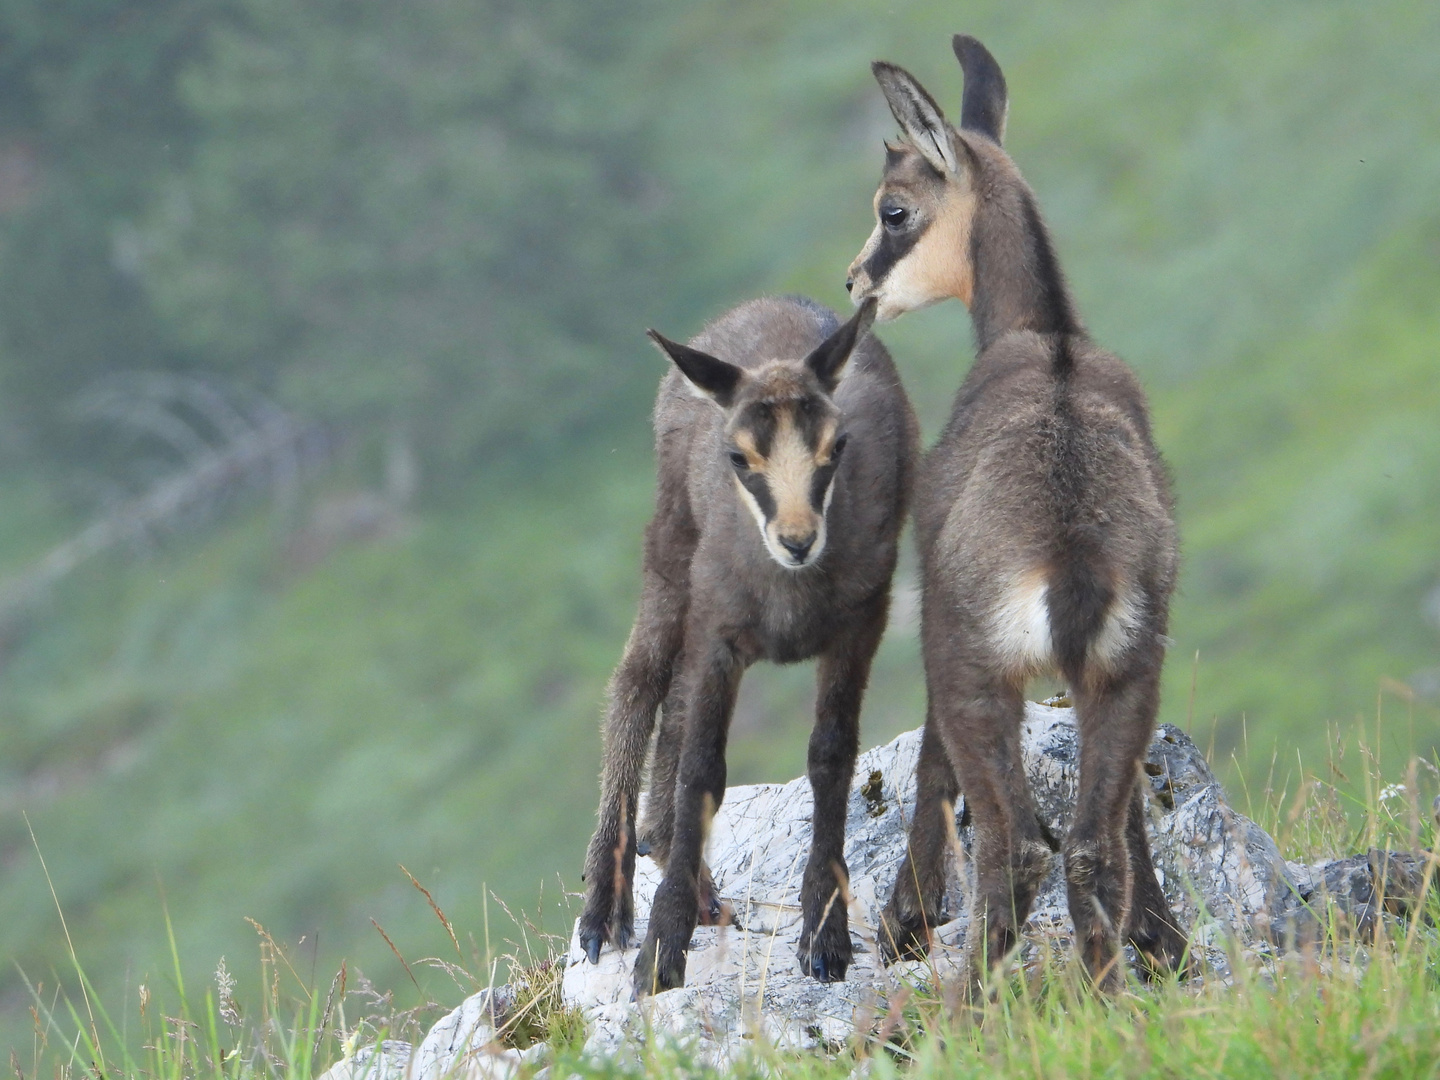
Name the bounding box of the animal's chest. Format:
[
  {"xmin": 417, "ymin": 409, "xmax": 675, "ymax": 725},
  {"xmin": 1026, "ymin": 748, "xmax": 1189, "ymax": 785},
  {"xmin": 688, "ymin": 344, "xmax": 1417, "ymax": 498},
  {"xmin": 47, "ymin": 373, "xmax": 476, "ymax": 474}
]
[{"xmin": 727, "ymin": 580, "xmax": 841, "ymax": 665}]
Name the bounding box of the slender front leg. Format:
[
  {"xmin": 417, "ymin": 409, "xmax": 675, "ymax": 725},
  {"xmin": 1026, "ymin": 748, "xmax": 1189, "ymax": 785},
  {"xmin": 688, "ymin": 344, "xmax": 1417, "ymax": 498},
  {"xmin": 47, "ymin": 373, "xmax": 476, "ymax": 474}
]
[
  {"xmin": 879, "ymin": 712, "xmax": 959, "ymax": 962},
  {"xmin": 633, "ymin": 635, "xmax": 743, "ymax": 997},
  {"xmin": 637, "ymin": 672, "xmax": 725, "ymax": 926},
  {"xmin": 798, "ymin": 598, "xmax": 888, "ymax": 982},
  {"xmin": 579, "ymin": 569, "xmax": 688, "ymax": 963},
  {"xmin": 1066, "ymin": 660, "xmax": 1163, "ymax": 991}
]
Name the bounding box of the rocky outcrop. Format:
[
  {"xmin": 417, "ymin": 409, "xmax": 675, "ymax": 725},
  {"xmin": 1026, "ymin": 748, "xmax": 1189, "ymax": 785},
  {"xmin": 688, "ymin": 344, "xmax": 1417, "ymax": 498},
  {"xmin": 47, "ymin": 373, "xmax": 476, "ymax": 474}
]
[
  {"xmin": 327, "ymin": 702, "xmax": 1436, "ymax": 1074},
  {"xmin": 561, "ymin": 701, "xmax": 1300, "ymax": 1065}
]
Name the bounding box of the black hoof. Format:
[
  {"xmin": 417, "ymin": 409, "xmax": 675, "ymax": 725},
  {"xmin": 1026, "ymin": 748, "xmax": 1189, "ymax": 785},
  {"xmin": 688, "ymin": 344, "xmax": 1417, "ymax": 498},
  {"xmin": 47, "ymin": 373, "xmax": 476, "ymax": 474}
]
[
  {"xmin": 1130, "ymin": 926, "xmax": 1190, "ymax": 981},
  {"xmin": 578, "ymin": 906, "xmax": 633, "ymax": 963},
  {"xmin": 801, "ymin": 950, "xmax": 849, "ymax": 983},
  {"xmin": 632, "ymin": 935, "xmax": 686, "ymax": 998},
  {"xmin": 883, "ymin": 935, "xmax": 929, "ymax": 963},
  {"xmin": 877, "ymin": 911, "xmax": 933, "ymax": 964},
  {"xmin": 797, "ymin": 919, "xmax": 852, "ymax": 984},
  {"xmin": 696, "ymin": 892, "xmax": 727, "ymax": 926}
]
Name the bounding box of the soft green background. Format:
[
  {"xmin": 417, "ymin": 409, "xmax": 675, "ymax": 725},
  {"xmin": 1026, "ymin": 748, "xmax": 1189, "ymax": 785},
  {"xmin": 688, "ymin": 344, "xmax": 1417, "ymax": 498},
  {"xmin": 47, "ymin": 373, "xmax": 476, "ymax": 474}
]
[{"xmin": 0, "ymin": 0, "xmax": 1436, "ymax": 1047}]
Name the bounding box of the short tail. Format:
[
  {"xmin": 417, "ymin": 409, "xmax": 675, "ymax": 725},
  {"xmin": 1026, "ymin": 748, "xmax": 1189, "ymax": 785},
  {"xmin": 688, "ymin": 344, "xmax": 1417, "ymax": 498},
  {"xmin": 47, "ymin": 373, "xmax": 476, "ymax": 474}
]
[
  {"xmin": 1047, "ymin": 541, "xmax": 1113, "ymax": 685},
  {"xmin": 1045, "ymin": 334, "xmax": 1104, "ymax": 681}
]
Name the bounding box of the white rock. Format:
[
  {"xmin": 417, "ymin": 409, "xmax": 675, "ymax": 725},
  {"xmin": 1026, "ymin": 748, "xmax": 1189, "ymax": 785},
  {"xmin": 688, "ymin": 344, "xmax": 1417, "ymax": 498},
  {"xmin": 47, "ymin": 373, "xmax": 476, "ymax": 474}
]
[
  {"xmin": 409, "ymin": 988, "xmax": 530, "ymax": 1080},
  {"xmin": 316, "ymin": 1040, "xmax": 412, "ymax": 1080}
]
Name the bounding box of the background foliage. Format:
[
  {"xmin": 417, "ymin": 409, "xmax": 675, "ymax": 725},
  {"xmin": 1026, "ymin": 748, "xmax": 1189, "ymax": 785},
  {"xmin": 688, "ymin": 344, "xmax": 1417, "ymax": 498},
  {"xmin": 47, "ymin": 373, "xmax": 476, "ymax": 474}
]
[{"xmin": 0, "ymin": 0, "xmax": 1436, "ymax": 1050}]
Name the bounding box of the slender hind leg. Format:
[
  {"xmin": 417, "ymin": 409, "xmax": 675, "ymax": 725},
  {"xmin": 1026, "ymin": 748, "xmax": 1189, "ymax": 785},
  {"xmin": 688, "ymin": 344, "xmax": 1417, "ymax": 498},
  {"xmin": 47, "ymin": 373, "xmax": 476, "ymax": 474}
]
[
  {"xmin": 930, "ymin": 655, "xmax": 1053, "ymax": 993},
  {"xmin": 797, "ymin": 595, "xmax": 888, "ymax": 983},
  {"xmin": 1123, "ymin": 781, "xmax": 1189, "ymax": 977},
  {"xmin": 1065, "ymin": 661, "xmax": 1163, "ymax": 991},
  {"xmin": 879, "ymin": 715, "xmax": 959, "ymax": 962},
  {"xmin": 637, "ymin": 673, "xmax": 686, "ymax": 866}
]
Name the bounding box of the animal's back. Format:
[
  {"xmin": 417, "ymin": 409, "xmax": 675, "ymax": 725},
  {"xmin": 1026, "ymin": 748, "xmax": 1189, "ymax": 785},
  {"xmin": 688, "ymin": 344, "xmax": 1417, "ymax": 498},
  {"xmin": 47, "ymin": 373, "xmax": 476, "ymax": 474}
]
[{"xmin": 922, "ymin": 331, "xmax": 1174, "ymax": 680}]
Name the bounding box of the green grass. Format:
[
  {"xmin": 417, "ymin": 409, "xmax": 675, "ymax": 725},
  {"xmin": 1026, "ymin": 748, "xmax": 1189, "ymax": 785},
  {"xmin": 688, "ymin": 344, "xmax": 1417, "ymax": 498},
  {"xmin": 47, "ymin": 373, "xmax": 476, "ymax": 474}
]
[{"xmin": 20, "ymin": 753, "xmax": 1440, "ymax": 1080}]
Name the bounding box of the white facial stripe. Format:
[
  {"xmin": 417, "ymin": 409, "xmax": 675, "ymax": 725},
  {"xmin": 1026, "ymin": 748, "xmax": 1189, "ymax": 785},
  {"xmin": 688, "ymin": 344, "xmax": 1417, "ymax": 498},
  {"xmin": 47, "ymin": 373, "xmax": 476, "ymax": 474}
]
[
  {"xmin": 764, "ymin": 413, "xmax": 819, "ymax": 534},
  {"xmin": 735, "ymin": 472, "xmax": 813, "ymax": 570},
  {"xmin": 732, "ymin": 474, "xmax": 768, "ymax": 535},
  {"xmin": 808, "ymin": 473, "xmax": 835, "ymax": 563},
  {"xmin": 734, "ymin": 409, "xmax": 836, "ymax": 570},
  {"xmin": 850, "ymin": 225, "xmax": 883, "ymax": 290}
]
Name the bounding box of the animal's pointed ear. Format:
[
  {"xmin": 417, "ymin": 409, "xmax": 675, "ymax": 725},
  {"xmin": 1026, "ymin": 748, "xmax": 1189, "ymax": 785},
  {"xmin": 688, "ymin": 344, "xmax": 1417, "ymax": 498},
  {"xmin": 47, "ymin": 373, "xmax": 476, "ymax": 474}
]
[
  {"xmin": 805, "ymin": 298, "xmax": 877, "ymax": 392},
  {"xmin": 871, "ymin": 61, "xmax": 958, "ymax": 175},
  {"xmin": 952, "ymin": 35, "xmax": 1008, "ymax": 144},
  {"xmin": 647, "ymin": 330, "xmax": 742, "ymax": 407}
]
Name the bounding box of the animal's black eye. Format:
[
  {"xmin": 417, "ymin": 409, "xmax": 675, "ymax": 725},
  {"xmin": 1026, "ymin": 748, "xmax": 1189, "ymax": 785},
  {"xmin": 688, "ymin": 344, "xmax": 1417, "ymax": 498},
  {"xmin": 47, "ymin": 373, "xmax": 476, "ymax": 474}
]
[
  {"xmin": 831, "ymin": 433, "xmax": 849, "ymax": 460},
  {"xmin": 728, "ymin": 450, "xmax": 750, "ymax": 470},
  {"xmin": 881, "ymin": 205, "xmax": 909, "ymax": 230}
]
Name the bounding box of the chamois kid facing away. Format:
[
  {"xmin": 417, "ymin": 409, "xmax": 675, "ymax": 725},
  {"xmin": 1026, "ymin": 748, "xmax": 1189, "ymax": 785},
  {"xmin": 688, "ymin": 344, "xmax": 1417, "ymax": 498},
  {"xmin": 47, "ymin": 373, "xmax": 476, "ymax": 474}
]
[
  {"xmin": 579, "ymin": 295, "xmax": 917, "ymax": 997},
  {"xmin": 847, "ymin": 37, "xmax": 1188, "ymax": 991}
]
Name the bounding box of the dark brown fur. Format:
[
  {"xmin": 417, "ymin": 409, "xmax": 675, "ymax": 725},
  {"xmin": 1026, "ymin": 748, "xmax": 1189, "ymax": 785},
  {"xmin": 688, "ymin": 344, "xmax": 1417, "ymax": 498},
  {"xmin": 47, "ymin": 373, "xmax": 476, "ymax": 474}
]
[
  {"xmin": 848, "ymin": 37, "xmax": 1188, "ymax": 992},
  {"xmin": 578, "ymin": 296, "xmax": 917, "ymax": 996}
]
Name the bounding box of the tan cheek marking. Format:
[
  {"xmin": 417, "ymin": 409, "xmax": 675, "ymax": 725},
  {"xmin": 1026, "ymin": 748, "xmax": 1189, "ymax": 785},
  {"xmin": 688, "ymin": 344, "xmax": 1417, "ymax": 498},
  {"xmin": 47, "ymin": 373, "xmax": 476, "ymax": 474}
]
[
  {"xmin": 908, "ymin": 185, "xmax": 976, "ymax": 307},
  {"xmin": 732, "ymin": 429, "xmax": 763, "ymax": 471},
  {"xmin": 813, "ymin": 420, "xmax": 838, "ymax": 465}
]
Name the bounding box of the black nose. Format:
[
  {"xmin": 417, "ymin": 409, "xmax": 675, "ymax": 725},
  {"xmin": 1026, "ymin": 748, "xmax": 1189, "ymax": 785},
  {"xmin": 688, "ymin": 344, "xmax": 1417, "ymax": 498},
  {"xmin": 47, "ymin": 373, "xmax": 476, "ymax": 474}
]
[
  {"xmin": 844, "ymin": 278, "xmax": 854, "ymax": 294},
  {"xmin": 779, "ymin": 534, "xmax": 816, "ymax": 562}
]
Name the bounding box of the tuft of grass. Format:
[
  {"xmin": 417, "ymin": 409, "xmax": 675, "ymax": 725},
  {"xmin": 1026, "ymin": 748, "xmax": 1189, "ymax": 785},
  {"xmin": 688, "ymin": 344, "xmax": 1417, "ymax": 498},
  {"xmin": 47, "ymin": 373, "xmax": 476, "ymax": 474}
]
[{"xmin": 14, "ymin": 855, "xmax": 590, "ymax": 1080}]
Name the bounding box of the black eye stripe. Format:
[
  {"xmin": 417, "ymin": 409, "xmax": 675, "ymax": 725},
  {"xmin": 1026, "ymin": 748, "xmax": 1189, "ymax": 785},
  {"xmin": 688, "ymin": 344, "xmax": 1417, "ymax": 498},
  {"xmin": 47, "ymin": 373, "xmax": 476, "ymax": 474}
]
[
  {"xmin": 748, "ymin": 411, "xmax": 776, "ymax": 457},
  {"xmin": 863, "ymin": 221, "xmax": 923, "ymax": 285},
  {"xmin": 809, "ymin": 463, "xmax": 839, "ymax": 511},
  {"xmin": 738, "ymin": 471, "xmax": 776, "ymax": 519}
]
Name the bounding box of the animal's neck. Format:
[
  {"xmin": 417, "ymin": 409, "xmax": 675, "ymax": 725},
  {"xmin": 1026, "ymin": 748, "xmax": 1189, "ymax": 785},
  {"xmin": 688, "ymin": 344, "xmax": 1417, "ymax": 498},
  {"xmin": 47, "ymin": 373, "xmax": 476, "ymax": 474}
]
[{"xmin": 966, "ymin": 183, "xmax": 1081, "ymax": 353}]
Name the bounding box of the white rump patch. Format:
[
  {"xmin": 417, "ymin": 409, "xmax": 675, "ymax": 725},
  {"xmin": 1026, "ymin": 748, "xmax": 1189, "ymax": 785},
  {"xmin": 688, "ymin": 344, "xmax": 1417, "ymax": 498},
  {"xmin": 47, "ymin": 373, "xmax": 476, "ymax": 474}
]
[
  {"xmin": 1089, "ymin": 586, "xmax": 1143, "ymax": 670},
  {"xmin": 988, "ymin": 572, "xmax": 1143, "ymax": 675},
  {"xmin": 989, "ymin": 571, "xmax": 1055, "ymax": 672}
]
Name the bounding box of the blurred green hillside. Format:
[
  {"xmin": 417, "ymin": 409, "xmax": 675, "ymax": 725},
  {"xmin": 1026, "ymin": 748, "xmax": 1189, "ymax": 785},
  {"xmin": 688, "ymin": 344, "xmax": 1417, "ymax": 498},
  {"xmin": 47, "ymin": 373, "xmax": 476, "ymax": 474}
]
[{"xmin": 0, "ymin": 0, "xmax": 1437, "ymax": 1049}]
